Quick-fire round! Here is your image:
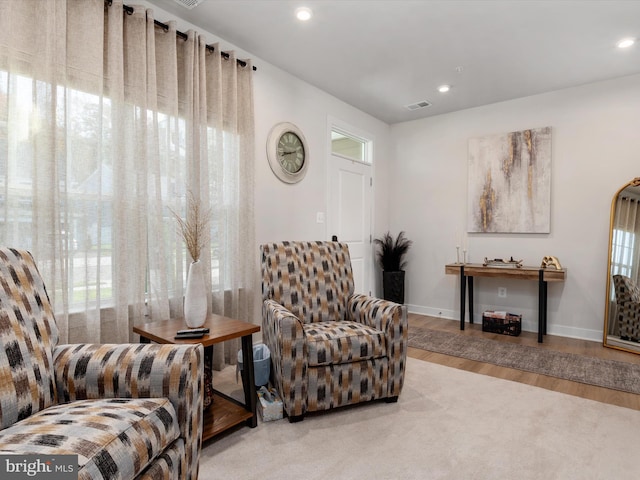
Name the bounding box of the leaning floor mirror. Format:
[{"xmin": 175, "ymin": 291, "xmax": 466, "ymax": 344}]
[{"xmin": 604, "ymin": 177, "xmax": 640, "ymax": 354}]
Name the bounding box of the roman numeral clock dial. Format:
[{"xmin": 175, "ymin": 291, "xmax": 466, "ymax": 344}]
[{"xmin": 267, "ymin": 122, "xmax": 309, "ymax": 183}]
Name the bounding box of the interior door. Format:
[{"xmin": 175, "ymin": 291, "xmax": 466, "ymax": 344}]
[{"xmin": 328, "ymin": 155, "xmax": 372, "ymax": 295}]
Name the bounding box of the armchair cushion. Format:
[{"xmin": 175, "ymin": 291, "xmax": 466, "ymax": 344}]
[
  {"xmin": 261, "ymin": 241, "xmax": 354, "ymax": 324},
  {"xmin": 614, "ymin": 274, "xmax": 640, "ymax": 303},
  {"xmin": 0, "ymin": 397, "xmax": 181, "ymax": 480},
  {"xmin": 304, "ymin": 321, "xmax": 386, "ymax": 366}
]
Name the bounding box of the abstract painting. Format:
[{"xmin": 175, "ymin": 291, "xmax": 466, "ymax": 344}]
[{"xmin": 467, "ymin": 126, "xmax": 552, "ymax": 233}]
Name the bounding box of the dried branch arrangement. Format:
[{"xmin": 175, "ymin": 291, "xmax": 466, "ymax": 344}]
[{"xmin": 170, "ymin": 191, "xmax": 212, "ymax": 262}]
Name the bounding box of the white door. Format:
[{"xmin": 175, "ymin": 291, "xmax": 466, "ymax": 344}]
[{"xmin": 328, "ymin": 156, "xmax": 372, "ymax": 295}]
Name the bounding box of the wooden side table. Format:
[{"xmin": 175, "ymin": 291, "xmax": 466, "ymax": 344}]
[
  {"xmin": 445, "ymin": 263, "xmax": 566, "ymax": 343},
  {"xmin": 133, "ymin": 314, "xmax": 261, "ymax": 441}
]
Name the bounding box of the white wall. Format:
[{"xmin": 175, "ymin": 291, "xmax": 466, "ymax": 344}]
[
  {"xmin": 252, "ymin": 62, "xmax": 393, "ymax": 323},
  {"xmin": 253, "ymin": 61, "xmax": 391, "ymax": 249},
  {"xmin": 390, "ymin": 74, "xmax": 640, "ymax": 340}
]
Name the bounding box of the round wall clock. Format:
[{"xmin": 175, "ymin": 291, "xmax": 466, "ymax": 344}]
[{"xmin": 266, "ymin": 122, "xmax": 309, "ymax": 183}]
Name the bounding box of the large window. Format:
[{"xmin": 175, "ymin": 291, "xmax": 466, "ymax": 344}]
[
  {"xmin": 0, "ymin": 72, "xmax": 234, "ymax": 311},
  {"xmin": 612, "ymin": 228, "xmax": 637, "ymax": 278},
  {"xmin": 0, "ymin": 1, "xmax": 255, "ymax": 348}
]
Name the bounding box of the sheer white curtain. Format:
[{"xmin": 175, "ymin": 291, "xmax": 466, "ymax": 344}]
[
  {"xmin": 0, "ymin": 0, "xmax": 255, "ymax": 366},
  {"xmin": 612, "ymin": 196, "xmax": 640, "ymax": 282},
  {"xmin": 608, "ymin": 195, "xmax": 640, "ymax": 335}
]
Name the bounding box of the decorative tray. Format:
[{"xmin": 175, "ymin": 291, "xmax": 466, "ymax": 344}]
[{"xmin": 482, "ymin": 257, "xmax": 523, "ymax": 268}]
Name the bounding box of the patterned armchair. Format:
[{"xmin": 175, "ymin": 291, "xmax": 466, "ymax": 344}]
[
  {"xmin": 260, "ymin": 241, "xmax": 408, "ymax": 422},
  {"xmin": 613, "ymin": 274, "xmax": 640, "ymax": 342},
  {"xmin": 0, "ymin": 248, "xmax": 203, "ymax": 480}
]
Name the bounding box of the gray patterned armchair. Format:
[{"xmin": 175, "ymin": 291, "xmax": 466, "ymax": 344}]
[
  {"xmin": 0, "ymin": 248, "xmax": 203, "ymax": 480},
  {"xmin": 260, "ymin": 241, "xmax": 408, "ymax": 422},
  {"xmin": 613, "ymin": 274, "xmax": 640, "ymax": 342}
]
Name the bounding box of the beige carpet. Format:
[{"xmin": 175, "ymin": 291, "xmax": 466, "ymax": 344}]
[{"xmin": 200, "ymin": 358, "xmax": 640, "ymax": 479}]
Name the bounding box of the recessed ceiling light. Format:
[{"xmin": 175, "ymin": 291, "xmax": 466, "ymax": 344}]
[
  {"xmin": 617, "ymin": 37, "xmax": 635, "ymax": 49},
  {"xmin": 438, "ymin": 84, "xmax": 451, "ymax": 93},
  {"xmin": 295, "ymin": 7, "xmax": 313, "ymax": 21}
]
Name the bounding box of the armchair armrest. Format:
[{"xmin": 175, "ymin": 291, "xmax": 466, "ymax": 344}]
[
  {"xmin": 53, "ymin": 343, "xmax": 203, "ymax": 480},
  {"xmin": 619, "ymin": 301, "xmax": 640, "ymax": 312},
  {"xmin": 262, "ymin": 299, "xmax": 306, "ymax": 417},
  {"xmin": 617, "ymin": 300, "xmax": 640, "ymax": 339},
  {"xmin": 347, "ymin": 294, "xmax": 408, "ymax": 397}
]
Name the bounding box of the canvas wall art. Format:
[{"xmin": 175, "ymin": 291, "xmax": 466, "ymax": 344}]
[{"xmin": 467, "ymin": 126, "xmax": 552, "ymax": 233}]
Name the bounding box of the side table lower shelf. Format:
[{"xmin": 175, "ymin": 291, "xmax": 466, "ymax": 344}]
[
  {"xmin": 132, "ymin": 315, "xmax": 260, "ymax": 442},
  {"xmin": 204, "ymin": 391, "xmax": 255, "ymax": 441}
]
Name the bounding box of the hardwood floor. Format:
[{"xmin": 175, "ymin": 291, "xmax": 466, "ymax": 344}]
[{"xmin": 408, "ymin": 313, "xmax": 640, "ymax": 411}]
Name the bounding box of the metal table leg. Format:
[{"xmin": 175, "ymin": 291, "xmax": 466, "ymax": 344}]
[
  {"xmin": 240, "ymin": 335, "xmax": 258, "ymax": 427},
  {"xmin": 460, "ymin": 265, "xmax": 466, "ymax": 330},
  {"xmin": 468, "ymin": 276, "xmax": 474, "ymax": 324},
  {"xmin": 538, "ymin": 270, "xmax": 546, "ymax": 343}
]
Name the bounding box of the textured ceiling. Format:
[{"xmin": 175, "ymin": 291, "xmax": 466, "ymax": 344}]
[{"xmin": 147, "ymin": 0, "xmax": 640, "ymax": 124}]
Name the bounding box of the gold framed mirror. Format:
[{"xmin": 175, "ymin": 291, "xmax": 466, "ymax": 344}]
[{"xmin": 604, "ymin": 177, "xmax": 640, "ymax": 354}]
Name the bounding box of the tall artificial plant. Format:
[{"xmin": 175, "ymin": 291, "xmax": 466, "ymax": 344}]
[{"xmin": 374, "ymin": 231, "xmax": 413, "ymax": 272}]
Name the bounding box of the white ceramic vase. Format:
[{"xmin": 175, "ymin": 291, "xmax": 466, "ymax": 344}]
[{"xmin": 184, "ymin": 260, "xmax": 208, "ymax": 328}]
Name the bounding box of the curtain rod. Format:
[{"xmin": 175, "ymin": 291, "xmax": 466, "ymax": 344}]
[{"xmin": 106, "ymin": 1, "xmax": 256, "ymax": 71}]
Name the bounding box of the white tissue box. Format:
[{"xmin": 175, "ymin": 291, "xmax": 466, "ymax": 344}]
[{"xmin": 257, "ymin": 386, "xmax": 283, "ymax": 422}]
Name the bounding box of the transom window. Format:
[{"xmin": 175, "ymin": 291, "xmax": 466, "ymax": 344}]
[{"xmin": 331, "ymin": 128, "xmax": 371, "ymax": 164}]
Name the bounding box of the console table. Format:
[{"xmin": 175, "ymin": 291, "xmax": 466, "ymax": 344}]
[
  {"xmin": 134, "ymin": 314, "xmax": 260, "ymax": 441},
  {"xmin": 445, "ymin": 263, "xmax": 566, "ymax": 343}
]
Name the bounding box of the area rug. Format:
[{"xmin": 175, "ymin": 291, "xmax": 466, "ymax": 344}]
[
  {"xmin": 201, "ymin": 358, "xmax": 640, "ymax": 480},
  {"xmin": 408, "ymin": 326, "xmax": 640, "ymax": 394}
]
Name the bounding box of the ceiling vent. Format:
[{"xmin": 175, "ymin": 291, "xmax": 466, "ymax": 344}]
[
  {"xmin": 172, "ymin": 0, "xmax": 205, "ymax": 9},
  {"xmin": 405, "ymin": 100, "xmax": 432, "ymax": 111}
]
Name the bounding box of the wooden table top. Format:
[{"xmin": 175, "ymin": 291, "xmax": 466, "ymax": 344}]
[
  {"xmin": 133, "ymin": 314, "xmax": 260, "ymax": 346},
  {"xmin": 445, "ymin": 263, "xmax": 566, "ymax": 282}
]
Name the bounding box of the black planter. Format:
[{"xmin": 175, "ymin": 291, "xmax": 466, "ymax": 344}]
[{"xmin": 382, "ymin": 270, "xmax": 405, "ymax": 304}]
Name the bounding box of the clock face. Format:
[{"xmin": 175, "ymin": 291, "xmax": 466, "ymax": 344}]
[
  {"xmin": 277, "ymin": 132, "xmax": 305, "ymax": 173},
  {"xmin": 267, "ymin": 122, "xmax": 309, "ymax": 183}
]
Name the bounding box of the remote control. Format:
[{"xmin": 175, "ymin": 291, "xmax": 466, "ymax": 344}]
[
  {"xmin": 174, "ymin": 332, "xmax": 205, "ymax": 339},
  {"xmin": 176, "ymin": 328, "xmax": 209, "ymax": 335}
]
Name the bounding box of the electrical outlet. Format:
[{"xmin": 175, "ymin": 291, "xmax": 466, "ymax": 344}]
[{"xmin": 498, "ymin": 287, "xmax": 507, "ymax": 298}]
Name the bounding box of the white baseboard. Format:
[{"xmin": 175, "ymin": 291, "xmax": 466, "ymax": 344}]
[
  {"xmin": 406, "ymin": 304, "xmax": 457, "ymax": 320},
  {"xmin": 405, "ymin": 304, "xmax": 603, "ymax": 343}
]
